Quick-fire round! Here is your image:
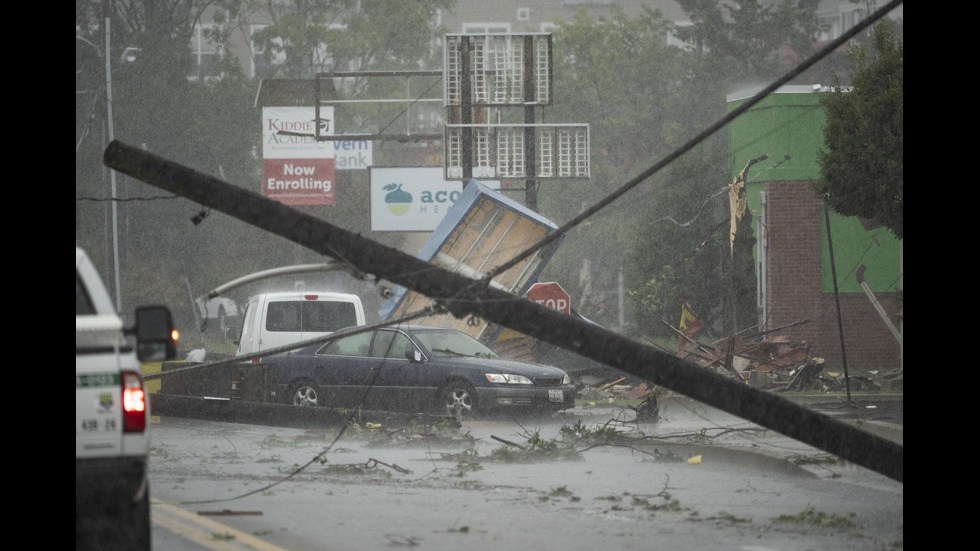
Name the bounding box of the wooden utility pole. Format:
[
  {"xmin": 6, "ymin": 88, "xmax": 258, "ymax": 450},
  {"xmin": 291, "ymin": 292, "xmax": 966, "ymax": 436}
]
[{"xmin": 104, "ymin": 140, "xmax": 903, "ymax": 483}]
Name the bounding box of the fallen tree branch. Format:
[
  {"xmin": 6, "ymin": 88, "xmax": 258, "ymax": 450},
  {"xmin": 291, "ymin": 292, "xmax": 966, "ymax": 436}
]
[{"xmin": 491, "ymin": 435, "xmax": 527, "ymax": 450}]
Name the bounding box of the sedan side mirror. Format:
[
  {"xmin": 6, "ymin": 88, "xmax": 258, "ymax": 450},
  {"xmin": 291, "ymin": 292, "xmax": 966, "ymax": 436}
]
[{"xmin": 405, "ymin": 348, "xmax": 423, "ymax": 363}]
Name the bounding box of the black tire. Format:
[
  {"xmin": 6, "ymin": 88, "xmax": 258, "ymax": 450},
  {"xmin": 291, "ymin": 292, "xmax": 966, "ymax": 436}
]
[
  {"xmin": 440, "ymin": 381, "xmax": 476, "ymax": 420},
  {"xmin": 76, "ymin": 479, "xmax": 150, "ymax": 551},
  {"xmin": 130, "ymin": 487, "xmax": 151, "ymax": 551},
  {"xmin": 288, "ymin": 380, "xmax": 321, "ymax": 407}
]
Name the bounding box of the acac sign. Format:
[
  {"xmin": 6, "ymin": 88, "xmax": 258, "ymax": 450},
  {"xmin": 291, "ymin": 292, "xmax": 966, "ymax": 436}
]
[{"xmin": 370, "ymin": 167, "xmax": 499, "ymax": 232}]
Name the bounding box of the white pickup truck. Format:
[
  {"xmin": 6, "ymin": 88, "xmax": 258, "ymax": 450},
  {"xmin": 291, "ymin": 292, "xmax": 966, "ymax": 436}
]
[{"xmin": 75, "ymin": 247, "xmax": 176, "ymax": 549}]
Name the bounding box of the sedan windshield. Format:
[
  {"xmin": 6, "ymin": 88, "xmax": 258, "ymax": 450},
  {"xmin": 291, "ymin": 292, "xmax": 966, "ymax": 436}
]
[{"xmin": 414, "ymin": 329, "xmax": 497, "ymax": 358}]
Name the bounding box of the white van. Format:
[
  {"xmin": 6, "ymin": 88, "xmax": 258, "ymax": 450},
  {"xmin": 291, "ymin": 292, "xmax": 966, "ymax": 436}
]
[{"xmin": 234, "ymin": 291, "xmax": 366, "ymax": 357}]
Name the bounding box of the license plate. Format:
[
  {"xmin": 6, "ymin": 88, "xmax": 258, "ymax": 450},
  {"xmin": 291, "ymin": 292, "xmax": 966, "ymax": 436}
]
[{"xmin": 548, "ymin": 389, "xmax": 564, "ymax": 402}]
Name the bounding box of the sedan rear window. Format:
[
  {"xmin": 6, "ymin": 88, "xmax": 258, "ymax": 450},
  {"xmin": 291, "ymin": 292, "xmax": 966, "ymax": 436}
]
[{"xmin": 319, "ymin": 331, "xmax": 373, "ymax": 356}]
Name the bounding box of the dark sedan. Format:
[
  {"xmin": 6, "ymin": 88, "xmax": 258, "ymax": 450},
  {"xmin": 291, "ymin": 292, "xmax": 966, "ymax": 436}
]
[{"xmin": 262, "ymin": 325, "xmax": 576, "ymax": 418}]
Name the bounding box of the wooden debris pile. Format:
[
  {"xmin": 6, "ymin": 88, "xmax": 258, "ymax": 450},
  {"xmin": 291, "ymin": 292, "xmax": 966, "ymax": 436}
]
[
  {"xmin": 577, "ymin": 376, "xmax": 640, "ymax": 401},
  {"xmin": 643, "ymin": 318, "xmax": 882, "ymax": 391},
  {"xmin": 575, "ymin": 376, "xmax": 660, "ymax": 421}
]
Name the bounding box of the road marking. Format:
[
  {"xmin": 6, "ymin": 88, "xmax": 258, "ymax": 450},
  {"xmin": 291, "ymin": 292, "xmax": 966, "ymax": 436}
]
[{"xmin": 151, "ymin": 499, "xmax": 289, "ymax": 551}]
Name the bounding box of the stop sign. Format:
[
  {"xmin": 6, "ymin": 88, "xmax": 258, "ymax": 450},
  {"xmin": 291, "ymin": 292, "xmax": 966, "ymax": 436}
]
[{"xmin": 526, "ymin": 282, "xmax": 571, "ymax": 315}]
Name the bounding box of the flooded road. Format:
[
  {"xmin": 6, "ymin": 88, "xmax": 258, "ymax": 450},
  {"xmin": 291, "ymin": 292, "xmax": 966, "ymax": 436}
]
[{"xmin": 149, "ymin": 400, "xmax": 902, "ymax": 550}]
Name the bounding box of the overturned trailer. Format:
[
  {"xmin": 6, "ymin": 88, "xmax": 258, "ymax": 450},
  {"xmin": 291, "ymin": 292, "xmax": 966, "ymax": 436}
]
[{"xmin": 380, "ymin": 180, "xmax": 564, "ymax": 345}]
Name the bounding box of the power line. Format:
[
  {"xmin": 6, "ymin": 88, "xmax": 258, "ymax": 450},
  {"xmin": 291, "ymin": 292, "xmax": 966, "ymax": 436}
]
[{"xmin": 75, "ymin": 195, "xmax": 179, "ymax": 203}]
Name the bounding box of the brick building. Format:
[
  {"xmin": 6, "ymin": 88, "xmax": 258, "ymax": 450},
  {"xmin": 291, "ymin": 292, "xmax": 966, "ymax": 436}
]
[{"xmin": 728, "ymin": 85, "xmax": 902, "ymax": 374}]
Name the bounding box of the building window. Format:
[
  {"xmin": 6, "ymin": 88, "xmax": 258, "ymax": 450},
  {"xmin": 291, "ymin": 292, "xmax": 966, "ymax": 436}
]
[
  {"xmin": 189, "ymin": 24, "xmax": 222, "ymax": 81},
  {"xmin": 667, "ymin": 21, "xmax": 697, "ymax": 52},
  {"xmin": 250, "ymin": 24, "xmax": 285, "ymax": 78},
  {"xmin": 839, "ymin": 9, "xmax": 859, "ymax": 36},
  {"xmin": 462, "ymin": 23, "xmax": 511, "ymax": 35},
  {"xmin": 250, "ymin": 23, "xmax": 346, "ymax": 78}
]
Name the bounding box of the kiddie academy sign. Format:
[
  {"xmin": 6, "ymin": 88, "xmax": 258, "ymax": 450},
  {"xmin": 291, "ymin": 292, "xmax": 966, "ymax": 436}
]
[{"xmin": 262, "ymin": 106, "xmax": 335, "ymax": 205}]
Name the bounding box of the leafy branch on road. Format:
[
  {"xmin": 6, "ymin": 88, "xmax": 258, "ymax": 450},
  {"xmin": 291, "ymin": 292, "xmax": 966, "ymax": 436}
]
[{"xmin": 775, "ymin": 505, "xmax": 856, "ymax": 528}]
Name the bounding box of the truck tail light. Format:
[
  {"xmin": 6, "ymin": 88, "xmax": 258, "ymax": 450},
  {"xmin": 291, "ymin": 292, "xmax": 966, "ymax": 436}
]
[{"xmin": 122, "ymin": 371, "xmax": 147, "ymax": 432}]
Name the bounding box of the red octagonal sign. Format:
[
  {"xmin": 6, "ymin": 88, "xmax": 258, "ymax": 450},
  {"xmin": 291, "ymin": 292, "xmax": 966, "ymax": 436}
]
[{"xmin": 526, "ymin": 282, "xmax": 571, "ymax": 315}]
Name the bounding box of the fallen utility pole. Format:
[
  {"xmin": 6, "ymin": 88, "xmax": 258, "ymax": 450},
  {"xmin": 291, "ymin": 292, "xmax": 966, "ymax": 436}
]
[{"xmin": 104, "ymin": 140, "xmax": 902, "ymax": 483}]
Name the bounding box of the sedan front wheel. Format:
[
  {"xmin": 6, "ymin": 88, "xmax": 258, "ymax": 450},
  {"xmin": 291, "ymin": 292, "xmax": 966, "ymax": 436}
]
[
  {"xmin": 441, "ymin": 383, "xmax": 476, "ymax": 420},
  {"xmin": 289, "ymin": 382, "xmax": 320, "ymax": 407}
]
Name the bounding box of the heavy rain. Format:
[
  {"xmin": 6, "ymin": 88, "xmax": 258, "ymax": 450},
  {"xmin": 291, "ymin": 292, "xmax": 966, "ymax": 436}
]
[{"xmin": 76, "ymin": 1, "xmax": 903, "ymax": 549}]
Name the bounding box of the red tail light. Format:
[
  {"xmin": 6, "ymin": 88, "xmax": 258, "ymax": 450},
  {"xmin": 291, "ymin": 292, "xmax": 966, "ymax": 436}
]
[
  {"xmin": 304, "ymin": 294, "xmax": 319, "ymax": 300},
  {"xmin": 122, "ymin": 371, "xmax": 147, "ymax": 432}
]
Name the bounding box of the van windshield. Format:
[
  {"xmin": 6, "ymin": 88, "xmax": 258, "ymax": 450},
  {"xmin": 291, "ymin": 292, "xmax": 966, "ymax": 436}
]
[{"xmin": 265, "ymin": 301, "xmax": 357, "ymax": 333}]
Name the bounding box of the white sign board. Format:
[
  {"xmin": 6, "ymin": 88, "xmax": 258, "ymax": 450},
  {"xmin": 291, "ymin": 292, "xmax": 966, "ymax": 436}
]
[
  {"xmin": 334, "ymin": 138, "xmax": 373, "ymax": 170},
  {"xmin": 261, "ymin": 106, "xmax": 335, "ymax": 205},
  {"xmin": 370, "ymin": 167, "xmax": 499, "ymax": 231}
]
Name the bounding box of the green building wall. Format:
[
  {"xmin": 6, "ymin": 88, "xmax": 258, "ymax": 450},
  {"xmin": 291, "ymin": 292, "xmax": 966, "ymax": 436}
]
[{"xmin": 727, "ymin": 85, "xmax": 900, "ymax": 294}]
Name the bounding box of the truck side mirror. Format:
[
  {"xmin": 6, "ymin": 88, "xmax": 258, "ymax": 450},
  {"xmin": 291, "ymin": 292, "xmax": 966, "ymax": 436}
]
[
  {"xmin": 133, "ymin": 305, "xmax": 177, "ymax": 362},
  {"xmin": 224, "ymin": 325, "xmax": 238, "ymax": 343}
]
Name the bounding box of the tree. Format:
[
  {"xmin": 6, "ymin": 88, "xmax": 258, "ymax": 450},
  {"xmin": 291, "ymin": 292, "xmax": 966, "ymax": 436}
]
[
  {"xmin": 539, "ymin": 2, "xmax": 827, "ymax": 339},
  {"xmin": 250, "ymin": 0, "xmax": 452, "ymax": 79},
  {"xmin": 76, "ymin": 0, "xmax": 454, "ymax": 329},
  {"xmin": 76, "ymin": 1, "xmax": 267, "ymax": 321},
  {"xmin": 816, "ymin": 22, "xmax": 903, "ymax": 240},
  {"xmin": 538, "ymin": 6, "xmax": 696, "ymax": 331},
  {"xmin": 674, "ymin": 0, "xmax": 825, "ymax": 77},
  {"xmin": 631, "ymin": 1, "xmax": 826, "ymax": 338}
]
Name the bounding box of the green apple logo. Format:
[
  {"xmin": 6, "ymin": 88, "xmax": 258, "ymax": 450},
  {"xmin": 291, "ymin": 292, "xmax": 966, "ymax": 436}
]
[{"xmin": 383, "ymin": 183, "xmax": 412, "ymax": 215}]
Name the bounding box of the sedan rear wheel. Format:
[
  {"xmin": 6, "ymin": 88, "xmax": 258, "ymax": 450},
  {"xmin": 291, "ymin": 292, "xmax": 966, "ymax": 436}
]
[
  {"xmin": 441, "ymin": 383, "xmax": 475, "ymax": 420},
  {"xmin": 290, "ymin": 382, "xmax": 320, "ymax": 407}
]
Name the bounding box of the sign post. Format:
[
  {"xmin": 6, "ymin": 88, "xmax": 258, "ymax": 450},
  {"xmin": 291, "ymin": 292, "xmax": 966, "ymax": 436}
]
[{"xmin": 526, "ymin": 282, "xmax": 571, "ymax": 315}]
